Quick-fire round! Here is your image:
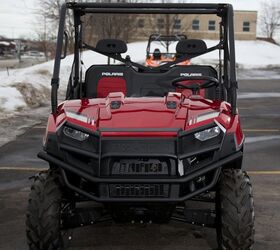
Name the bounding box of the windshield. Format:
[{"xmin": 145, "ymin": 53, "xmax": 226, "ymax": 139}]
[{"xmin": 80, "ymin": 13, "xmax": 207, "ymax": 64}]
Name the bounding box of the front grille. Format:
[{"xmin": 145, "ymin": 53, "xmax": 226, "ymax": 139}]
[
  {"xmin": 111, "ymin": 159, "xmax": 168, "ymax": 176},
  {"xmin": 109, "ymin": 184, "xmax": 169, "ymax": 198}
]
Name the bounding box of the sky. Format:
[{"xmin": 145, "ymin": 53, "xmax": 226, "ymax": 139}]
[
  {"xmin": 0, "ymin": 0, "xmax": 276, "ymax": 39},
  {"xmin": 0, "ymin": 0, "xmax": 38, "ymax": 39}
]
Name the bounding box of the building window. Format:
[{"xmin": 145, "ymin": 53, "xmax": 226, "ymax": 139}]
[
  {"xmin": 173, "ymin": 19, "xmax": 181, "ymax": 29},
  {"xmin": 243, "ymin": 21, "xmax": 250, "ymax": 32},
  {"xmin": 138, "ymin": 19, "xmax": 144, "ymax": 28},
  {"xmin": 157, "ymin": 18, "xmax": 164, "ymax": 29},
  {"xmin": 208, "ymin": 20, "xmax": 216, "ymax": 31},
  {"xmin": 192, "ymin": 19, "xmax": 199, "ymax": 30}
]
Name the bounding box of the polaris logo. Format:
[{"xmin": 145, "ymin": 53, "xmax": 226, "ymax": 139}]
[
  {"xmin": 180, "ymin": 73, "xmax": 202, "ymax": 77},
  {"xmin": 101, "ymin": 72, "xmax": 124, "ymax": 76}
]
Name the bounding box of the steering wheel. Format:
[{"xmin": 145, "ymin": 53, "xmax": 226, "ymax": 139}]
[{"xmin": 172, "ymin": 76, "xmax": 219, "ymax": 95}]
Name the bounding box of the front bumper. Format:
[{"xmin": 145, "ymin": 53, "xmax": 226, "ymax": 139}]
[
  {"xmin": 38, "ymin": 150, "xmax": 242, "ymax": 202},
  {"xmin": 39, "ymin": 121, "xmax": 243, "ymax": 203}
]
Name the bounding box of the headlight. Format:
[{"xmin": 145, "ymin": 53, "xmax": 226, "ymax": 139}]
[
  {"xmin": 63, "ymin": 127, "xmax": 89, "ymax": 141},
  {"xmin": 194, "ymin": 126, "xmax": 221, "ymax": 141}
]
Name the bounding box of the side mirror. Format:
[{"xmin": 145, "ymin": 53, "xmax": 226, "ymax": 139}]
[{"xmin": 61, "ymin": 31, "xmax": 68, "ymax": 59}]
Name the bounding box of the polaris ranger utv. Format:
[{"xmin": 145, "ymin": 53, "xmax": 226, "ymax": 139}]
[{"xmin": 26, "ymin": 2, "xmax": 254, "ymax": 249}]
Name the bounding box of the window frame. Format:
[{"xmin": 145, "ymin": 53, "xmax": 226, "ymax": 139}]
[
  {"xmin": 173, "ymin": 19, "xmax": 181, "ymax": 29},
  {"xmin": 138, "ymin": 18, "xmax": 144, "ymax": 28},
  {"xmin": 157, "ymin": 18, "xmax": 165, "ymax": 29},
  {"xmin": 243, "ymin": 21, "xmax": 250, "ymax": 32},
  {"xmin": 208, "ymin": 20, "xmax": 216, "ymax": 31},
  {"xmin": 192, "ymin": 19, "xmax": 200, "ymax": 30}
]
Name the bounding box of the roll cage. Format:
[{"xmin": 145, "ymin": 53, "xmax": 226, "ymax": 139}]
[{"xmin": 51, "ymin": 2, "xmax": 237, "ymax": 115}]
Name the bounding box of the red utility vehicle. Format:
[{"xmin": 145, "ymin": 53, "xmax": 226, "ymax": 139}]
[{"xmin": 26, "ymin": 2, "xmax": 254, "ymax": 250}]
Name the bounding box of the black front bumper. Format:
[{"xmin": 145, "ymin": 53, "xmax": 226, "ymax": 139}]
[
  {"xmin": 39, "ymin": 121, "xmax": 243, "ymax": 203},
  {"xmin": 38, "ymin": 150, "xmax": 241, "ymax": 202}
]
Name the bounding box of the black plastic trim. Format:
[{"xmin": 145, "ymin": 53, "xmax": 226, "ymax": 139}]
[
  {"xmin": 100, "ymin": 152, "xmax": 178, "ymax": 160},
  {"xmin": 60, "ymin": 143, "xmax": 99, "ymax": 159},
  {"xmin": 178, "ymin": 144, "xmax": 220, "ymax": 160},
  {"xmin": 99, "ymin": 127, "xmax": 181, "ymax": 132}
]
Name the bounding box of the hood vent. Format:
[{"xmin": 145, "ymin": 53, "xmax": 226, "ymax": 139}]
[
  {"xmin": 166, "ymin": 101, "xmax": 177, "ymax": 109},
  {"xmin": 110, "ymin": 101, "xmax": 121, "ymax": 109}
]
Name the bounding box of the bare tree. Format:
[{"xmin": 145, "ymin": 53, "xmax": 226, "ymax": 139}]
[
  {"xmin": 36, "ymin": 0, "xmax": 138, "ymax": 47},
  {"xmin": 34, "ymin": 14, "xmax": 56, "ymax": 59},
  {"xmin": 36, "ymin": 0, "xmax": 76, "ymax": 51},
  {"xmin": 260, "ymin": 1, "xmax": 280, "ymax": 40},
  {"xmin": 148, "ymin": 0, "xmax": 179, "ymax": 36},
  {"xmin": 83, "ymin": 0, "xmax": 138, "ymax": 44},
  {"xmin": 84, "ymin": 13, "xmax": 137, "ymax": 44}
]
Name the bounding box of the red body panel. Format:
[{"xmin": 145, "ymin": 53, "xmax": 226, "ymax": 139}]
[{"xmin": 47, "ymin": 92, "xmax": 243, "ymax": 147}]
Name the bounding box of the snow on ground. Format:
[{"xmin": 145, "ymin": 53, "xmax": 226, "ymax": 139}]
[
  {"xmin": 234, "ymin": 41, "xmax": 280, "ymax": 69},
  {"xmin": 238, "ymin": 92, "xmax": 280, "ymax": 99},
  {"xmin": 192, "ymin": 40, "xmax": 280, "ymax": 69},
  {"xmin": 237, "ymin": 68, "xmax": 280, "ymax": 80},
  {"xmin": 0, "ymin": 87, "xmax": 25, "ymax": 111},
  {"xmin": 0, "ymin": 40, "xmax": 280, "ymax": 116},
  {"xmin": 125, "ymin": 40, "xmax": 280, "ymax": 69}
]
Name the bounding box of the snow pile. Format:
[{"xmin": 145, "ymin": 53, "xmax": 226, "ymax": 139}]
[
  {"xmin": 0, "ymin": 40, "xmax": 280, "ymax": 115},
  {"xmin": 0, "ymin": 64, "xmax": 54, "ymax": 115},
  {"xmin": 0, "ymin": 51, "xmax": 108, "ymax": 116},
  {"xmin": 0, "ymin": 87, "xmax": 25, "ymax": 111}
]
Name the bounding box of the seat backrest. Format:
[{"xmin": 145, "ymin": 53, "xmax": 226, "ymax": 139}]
[
  {"xmin": 153, "ymin": 48, "xmax": 161, "ymax": 60},
  {"xmin": 84, "ymin": 64, "xmax": 218, "ymax": 99},
  {"xmin": 84, "ymin": 39, "xmax": 130, "ymax": 98},
  {"xmin": 84, "ymin": 65, "xmax": 134, "ymax": 98},
  {"xmin": 130, "ymin": 65, "xmax": 218, "ymax": 99}
]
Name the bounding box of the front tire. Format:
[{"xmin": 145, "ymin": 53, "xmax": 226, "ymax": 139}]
[
  {"xmin": 26, "ymin": 170, "xmax": 64, "ymax": 250},
  {"xmin": 216, "ymin": 169, "xmax": 255, "ymax": 249}
]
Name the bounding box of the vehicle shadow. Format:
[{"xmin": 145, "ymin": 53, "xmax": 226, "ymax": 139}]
[{"xmin": 67, "ymin": 221, "xmax": 218, "ymax": 250}]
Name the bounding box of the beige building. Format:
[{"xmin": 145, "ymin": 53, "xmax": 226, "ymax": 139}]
[{"xmin": 133, "ymin": 10, "xmax": 257, "ymax": 41}]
